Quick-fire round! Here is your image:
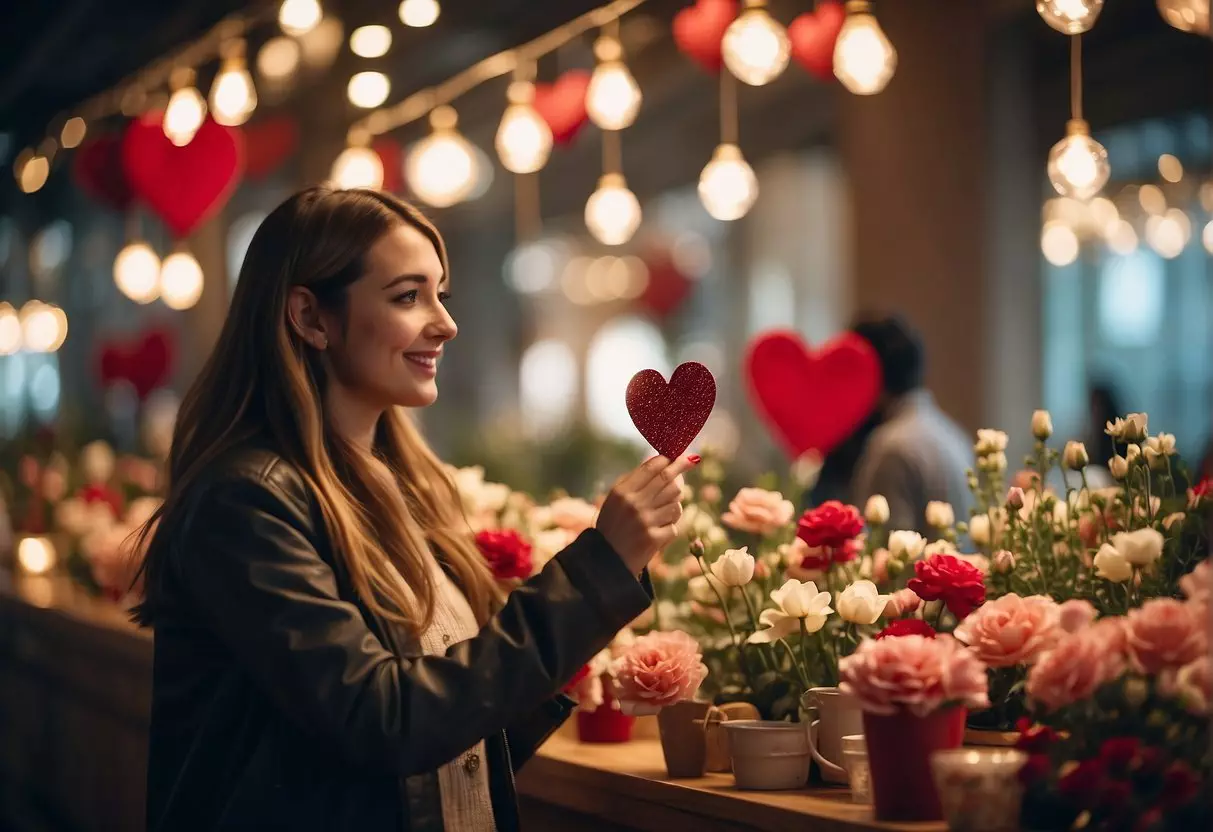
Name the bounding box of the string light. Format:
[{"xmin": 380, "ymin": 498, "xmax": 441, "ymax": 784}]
[
  {"xmin": 405, "ymin": 106, "xmax": 478, "ymax": 207},
  {"xmin": 1138, "ymin": 184, "xmax": 1167, "ymax": 215},
  {"xmin": 331, "ymin": 144, "xmax": 384, "ymax": 189},
  {"xmin": 210, "ymin": 40, "xmax": 258, "ymax": 126},
  {"xmin": 298, "ymin": 16, "xmax": 344, "ymax": 70},
  {"xmin": 60, "ymin": 117, "xmax": 87, "ymax": 149},
  {"xmin": 1145, "ymin": 209, "xmax": 1190, "ymax": 259},
  {"xmin": 585, "ymin": 173, "xmax": 642, "ymax": 246},
  {"xmin": 722, "ymin": 0, "xmax": 790, "ymax": 87},
  {"xmin": 258, "ymin": 36, "xmax": 301, "ymax": 81},
  {"xmin": 114, "ymin": 242, "xmax": 162, "ymax": 304},
  {"xmin": 1047, "ymin": 120, "xmax": 1109, "ymax": 200},
  {"xmin": 350, "ymin": 25, "xmax": 392, "ymax": 58},
  {"xmin": 496, "ymin": 81, "xmax": 553, "ymax": 174},
  {"xmin": 1157, "ymin": 0, "xmax": 1210, "ymax": 33},
  {"xmin": 833, "ymin": 0, "xmax": 897, "ymax": 95},
  {"xmin": 1106, "ymin": 220, "xmax": 1138, "ymax": 255},
  {"xmin": 1203, "ymin": 220, "xmax": 1213, "ymax": 254},
  {"xmin": 399, "ymin": 0, "xmax": 440, "ymax": 27},
  {"xmin": 0, "ymin": 302, "xmax": 21, "ymax": 355},
  {"xmin": 1037, "ymin": 0, "xmax": 1103, "ymax": 34},
  {"xmin": 698, "ymin": 143, "xmax": 758, "ymax": 221},
  {"xmin": 160, "ymin": 251, "xmax": 205, "ymax": 310},
  {"xmin": 17, "ymin": 537, "xmax": 56, "ymax": 575},
  {"xmin": 279, "ymin": 0, "xmax": 323, "ymax": 36},
  {"xmin": 1041, "ymin": 221, "xmax": 1080, "ymax": 266},
  {"xmin": 15, "ymin": 153, "xmax": 49, "ymax": 194},
  {"xmin": 348, "ymin": 71, "xmax": 390, "ymax": 108},
  {"xmin": 164, "ymin": 67, "xmax": 207, "ymax": 146},
  {"xmin": 20, "ymin": 301, "xmax": 67, "ymax": 353},
  {"xmin": 586, "ymin": 35, "xmax": 642, "ymax": 130},
  {"xmin": 1157, "ymin": 154, "xmax": 1183, "ymax": 183}
]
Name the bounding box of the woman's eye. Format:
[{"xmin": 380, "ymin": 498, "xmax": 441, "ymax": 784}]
[{"xmin": 393, "ymin": 290, "xmax": 419, "ymax": 304}]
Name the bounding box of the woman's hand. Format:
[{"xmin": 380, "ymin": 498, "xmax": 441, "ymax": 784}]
[{"xmin": 595, "ymin": 455, "xmax": 699, "ymax": 574}]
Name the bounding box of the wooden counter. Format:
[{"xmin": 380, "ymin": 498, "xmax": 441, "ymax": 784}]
[{"xmin": 1, "ymin": 574, "xmax": 941, "ymax": 832}]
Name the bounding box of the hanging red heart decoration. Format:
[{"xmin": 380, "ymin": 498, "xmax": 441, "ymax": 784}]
[
  {"xmin": 72, "ymin": 134, "xmax": 135, "ymax": 211},
  {"xmin": 636, "ymin": 249, "xmax": 694, "ymax": 320},
  {"xmin": 626, "ymin": 362, "xmax": 717, "ymax": 459},
  {"xmin": 97, "ymin": 328, "xmax": 175, "ymax": 401},
  {"xmin": 121, "ymin": 113, "xmax": 244, "ymax": 238},
  {"xmin": 533, "ymin": 70, "xmax": 592, "ymax": 145},
  {"xmin": 788, "ymin": 1, "xmax": 846, "ymax": 82},
  {"xmin": 374, "ymin": 137, "xmax": 404, "ymax": 193},
  {"xmin": 673, "ymin": 0, "xmax": 739, "ymax": 73},
  {"xmin": 743, "ymin": 330, "xmax": 882, "ymax": 459},
  {"xmin": 243, "ymin": 116, "xmax": 299, "ymax": 180}
]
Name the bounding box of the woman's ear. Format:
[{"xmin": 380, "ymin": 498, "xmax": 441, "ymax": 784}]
[{"xmin": 287, "ymin": 286, "xmax": 329, "ymax": 350}]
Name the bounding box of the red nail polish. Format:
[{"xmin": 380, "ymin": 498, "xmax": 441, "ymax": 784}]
[{"xmin": 688, "ymin": 454, "xmax": 701, "ymax": 464}]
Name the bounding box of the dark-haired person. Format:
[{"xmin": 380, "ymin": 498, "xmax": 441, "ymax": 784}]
[
  {"xmin": 849, "ymin": 315, "xmax": 973, "ymax": 537},
  {"xmin": 130, "ymin": 186, "xmax": 694, "ymax": 831}
]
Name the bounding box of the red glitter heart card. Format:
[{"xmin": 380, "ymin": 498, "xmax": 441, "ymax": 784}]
[{"xmin": 626, "ymin": 362, "xmax": 716, "ymax": 459}]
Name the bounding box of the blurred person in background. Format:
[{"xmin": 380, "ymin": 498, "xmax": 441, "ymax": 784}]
[{"xmin": 849, "ymin": 315, "xmax": 973, "ymax": 537}]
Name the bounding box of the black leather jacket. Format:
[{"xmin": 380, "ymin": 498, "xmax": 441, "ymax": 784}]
[{"xmin": 144, "ymin": 449, "xmax": 652, "ymax": 831}]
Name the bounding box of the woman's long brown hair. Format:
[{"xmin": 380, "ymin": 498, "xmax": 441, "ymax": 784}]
[{"xmin": 129, "ymin": 186, "xmax": 496, "ymax": 636}]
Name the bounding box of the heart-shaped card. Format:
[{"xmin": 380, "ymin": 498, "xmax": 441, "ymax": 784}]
[
  {"xmin": 533, "ymin": 70, "xmax": 592, "ymax": 145},
  {"xmin": 673, "ymin": 0, "xmax": 739, "ymax": 73},
  {"xmin": 743, "ymin": 330, "xmax": 882, "ymax": 459},
  {"xmin": 626, "ymin": 362, "xmax": 716, "ymax": 459},
  {"xmin": 788, "ymin": 1, "xmax": 846, "ymax": 82}
]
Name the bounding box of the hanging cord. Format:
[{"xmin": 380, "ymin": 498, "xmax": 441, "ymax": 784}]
[
  {"xmin": 1070, "ymin": 34, "xmax": 1082, "ymax": 122},
  {"xmin": 602, "ymin": 128, "xmax": 623, "ymax": 176},
  {"xmin": 719, "ymin": 69, "xmax": 739, "ymax": 145}
]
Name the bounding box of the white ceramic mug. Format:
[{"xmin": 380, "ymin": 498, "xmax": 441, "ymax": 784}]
[{"xmin": 801, "ymin": 687, "xmax": 864, "ymax": 785}]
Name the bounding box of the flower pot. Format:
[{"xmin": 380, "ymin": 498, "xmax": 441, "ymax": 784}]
[
  {"xmin": 723, "ymin": 720, "xmax": 811, "ymax": 791},
  {"xmin": 656, "ymin": 700, "xmax": 710, "ymax": 778},
  {"xmin": 576, "ymin": 686, "xmax": 636, "ymax": 743},
  {"xmin": 800, "ymin": 687, "xmax": 864, "ymax": 785},
  {"xmin": 863, "ymin": 707, "xmax": 967, "ymax": 821},
  {"xmin": 930, "ymin": 748, "xmax": 1027, "ymax": 832},
  {"xmin": 698, "ymin": 702, "xmax": 760, "ymax": 772}
]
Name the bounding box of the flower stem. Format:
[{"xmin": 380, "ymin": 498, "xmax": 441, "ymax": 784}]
[{"xmin": 740, "ymin": 586, "xmax": 776, "ymax": 671}]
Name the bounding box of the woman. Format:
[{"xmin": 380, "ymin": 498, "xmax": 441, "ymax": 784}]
[{"xmin": 130, "ymin": 186, "xmax": 692, "ymax": 832}]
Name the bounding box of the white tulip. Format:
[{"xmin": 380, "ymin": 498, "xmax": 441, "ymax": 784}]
[
  {"xmin": 864, "ymin": 494, "xmax": 890, "ymax": 525},
  {"xmin": 836, "ymin": 580, "xmax": 890, "ymax": 625},
  {"xmin": 969, "ymin": 514, "xmax": 991, "ymax": 546},
  {"xmin": 710, "ymin": 547, "xmax": 756, "ymax": 587},
  {"xmin": 1031, "ymin": 409, "xmax": 1053, "ymax": 440},
  {"xmin": 1093, "ymin": 543, "xmax": 1133, "ymax": 583},
  {"xmin": 747, "ymin": 579, "xmax": 833, "ymax": 643},
  {"xmin": 1146, "ymin": 433, "xmax": 1177, "ymax": 456},
  {"xmin": 1063, "ymin": 440, "xmax": 1090, "ymax": 470},
  {"xmin": 1122, "ymin": 413, "xmax": 1148, "ymax": 442},
  {"xmin": 1125, "ymin": 444, "xmax": 1141, "ymax": 464},
  {"xmin": 1109, "ymin": 455, "xmax": 1129, "ymax": 479},
  {"xmin": 1110, "ymin": 528, "xmax": 1164, "ymax": 567},
  {"xmin": 888, "ymin": 529, "xmax": 926, "ymax": 560},
  {"xmin": 1105, "ymin": 418, "xmax": 1126, "ymax": 440},
  {"xmin": 925, "ymin": 501, "xmax": 955, "ymax": 529}
]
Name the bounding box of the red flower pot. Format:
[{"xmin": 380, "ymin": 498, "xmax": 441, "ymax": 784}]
[
  {"xmin": 863, "ymin": 706, "xmax": 967, "ymax": 821},
  {"xmin": 576, "ymin": 685, "xmax": 636, "ymax": 743}
]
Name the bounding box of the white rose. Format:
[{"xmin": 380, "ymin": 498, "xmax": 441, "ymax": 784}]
[
  {"xmin": 925, "ymin": 501, "xmax": 955, "ymax": 529},
  {"xmin": 924, "ymin": 539, "xmax": 958, "ymax": 557},
  {"xmin": 1105, "ymin": 418, "xmax": 1126, "ymax": 440},
  {"xmin": 1122, "ymin": 413, "xmax": 1148, "ymax": 442},
  {"xmin": 888, "ymin": 530, "xmax": 926, "ymax": 560},
  {"xmin": 80, "ymin": 441, "xmax": 116, "ymax": 484},
  {"xmin": 836, "ymin": 580, "xmax": 890, "ymax": 625},
  {"xmin": 709, "ymin": 547, "xmax": 755, "ymax": 588},
  {"xmin": 1110, "ymin": 528, "xmax": 1164, "ymax": 567},
  {"xmin": 1125, "ymin": 444, "xmax": 1141, "ymax": 464},
  {"xmin": 688, "ymin": 574, "xmax": 725, "ymax": 605},
  {"xmin": 1032, "ymin": 410, "xmax": 1053, "ymax": 440},
  {"xmin": 864, "ymin": 495, "xmax": 890, "ymax": 525},
  {"xmin": 1109, "ymin": 455, "xmax": 1129, "ymax": 479},
  {"xmin": 982, "ymin": 452, "xmax": 1008, "ymax": 473},
  {"xmin": 1052, "ymin": 499, "xmax": 1071, "ymax": 529},
  {"xmin": 706, "ymin": 525, "xmax": 729, "ymax": 545},
  {"xmin": 974, "ymin": 429, "xmax": 1009, "ymax": 455},
  {"xmin": 1093, "ymin": 543, "xmax": 1133, "ymax": 582},
  {"xmin": 1146, "ymin": 433, "xmax": 1177, "ymax": 456},
  {"xmin": 1063, "ymin": 441, "xmax": 1090, "ymax": 470},
  {"xmin": 791, "ymin": 451, "xmax": 824, "ymax": 489},
  {"xmin": 678, "ymin": 505, "xmax": 717, "ymax": 538},
  {"xmin": 969, "ymin": 514, "xmax": 991, "ymax": 546},
  {"xmin": 747, "ymin": 579, "xmax": 834, "ymax": 643}
]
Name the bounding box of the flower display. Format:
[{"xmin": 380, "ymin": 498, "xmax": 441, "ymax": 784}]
[
  {"xmin": 1123, "ymin": 598, "xmax": 1207, "ymax": 675},
  {"xmin": 907, "ymin": 553, "xmax": 987, "ymax": 619},
  {"xmin": 836, "ymin": 579, "xmax": 890, "ymax": 625},
  {"xmin": 839, "ymin": 634, "xmax": 989, "ymax": 717},
  {"xmin": 475, "ymin": 528, "xmax": 534, "ymax": 580},
  {"xmin": 874, "ymin": 618, "xmax": 936, "ymax": 640},
  {"xmin": 708, "ymin": 546, "xmax": 755, "ymax": 587},
  {"xmin": 747, "ymin": 578, "xmax": 833, "ymax": 643},
  {"xmin": 796, "ymin": 500, "xmax": 863, "ymax": 551},
  {"xmin": 610, "ymin": 630, "xmax": 708, "ymax": 715},
  {"xmin": 720, "ymin": 487, "xmax": 795, "ymax": 535},
  {"xmin": 953, "ymin": 593, "xmax": 1061, "ymax": 668}
]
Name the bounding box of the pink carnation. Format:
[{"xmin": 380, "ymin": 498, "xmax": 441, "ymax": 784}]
[
  {"xmin": 1026, "ymin": 631, "xmax": 1126, "ymax": 712},
  {"xmin": 1159, "ymin": 656, "xmax": 1211, "ymax": 716},
  {"xmin": 954, "ymin": 594, "xmax": 1062, "ymax": 668},
  {"xmin": 1124, "ymin": 598, "xmax": 1207, "ymax": 675},
  {"xmin": 611, "ymin": 630, "xmax": 708, "ymax": 716},
  {"xmin": 883, "ymin": 588, "xmax": 922, "ymax": 618},
  {"xmin": 838, "ymin": 634, "xmax": 990, "ymax": 717},
  {"xmin": 1179, "ymin": 560, "xmax": 1210, "ymax": 607},
  {"xmin": 721, "ymin": 487, "xmax": 795, "ymax": 536},
  {"xmin": 1057, "ymin": 599, "xmax": 1098, "ymax": 634}
]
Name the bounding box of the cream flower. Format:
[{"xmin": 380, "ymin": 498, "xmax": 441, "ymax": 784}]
[
  {"xmin": 1032, "ymin": 410, "xmax": 1053, "ymax": 440},
  {"xmin": 1122, "ymin": 413, "xmax": 1148, "ymax": 442},
  {"xmin": 1110, "ymin": 528, "xmax": 1164, "ymax": 567},
  {"xmin": 1109, "ymin": 455, "xmax": 1129, "ymax": 479},
  {"xmin": 1094, "ymin": 543, "xmax": 1133, "ymax": 583},
  {"xmin": 1105, "ymin": 417, "xmax": 1126, "ymax": 440},
  {"xmin": 836, "ymin": 580, "xmax": 890, "ymax": 625},
  {"xmin": 688, "ymin": 573, "xmax": 726, "ymax": 605},
  {"xmin": 865, "ymin": 494, "xmax": 890, "ymax": 525},
  {"xmin": 747, "ymin": 579, "xmax": 833, "ymax": 643},
  {"xmin": 720, "ymin": 488, "xmax": 795, "ymax": 536},
  {"xmin": 1146, "ymin": 433, "xmax": 1176, "ymax": 457},
  {"xmin": 710, "ymin": 547, "xmax": 756, "ymax": 588},
  {"xmin": 974, "ymin": 429, "xmax": 1009, "ymax": 456},
  {"xmin": 80, "ymin": 440, "xmax": 116, "ymax": 484},
  {"xmin": 924, "ymin": 539, "xmax": 958, "ymax": 557},
  {"xmin": 1125, "ymin": 443, "xmax": 1141, "ymax": 464},
  {"xmin": 1063, "ymin": 441, "xmax": 1089, "ymax": 470},
  {"xmin": 889, "ymin": 529, "xmax": 927, "ymax": 560},
  {"xmin": 926, "ymin": 501, "xmax": 955, "ymax": 529}
]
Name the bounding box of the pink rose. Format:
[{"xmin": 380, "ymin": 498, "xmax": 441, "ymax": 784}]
[
  {"xmin": 721, "ymin": 487, "xmax": 795, "ymax": 536},
  {"xmin": 872, "ymin": 548, "xmax": 891, "ymax": 583},
  {"xmin": 1180, "ymin": 560, "xmax": 1210, "ymax": 607},
  {"xmin": 1125, "ymin": 598, "xmax": 1207, "ymax": 675},
  {"xmin": 1027, "ymin": 631, "xmax": 1126, "ymax": 712},
  {"xmin": 1159, "ymin": 656, "xmax": 1211, "ymax": 716},
  {"xmin": 1058, "ymin": 599, "xmax": 1098, "ymax": 633},
  {"xmin": 838, "ymin": 634, "xmax": 990, "ymax": 717},
  {"xmin": 540, "ymin": 497, "xmax": 598, "ymax": 533},
  {"xmin": 611, "ymin": 630, "xmax": 708, "ymax": 716},
  {"xmin": 1089, "ymin": 616, "xmax": 1129, "ymax": 655},
  {"xmin": 954, "ymin": 594, "xmax": 1062, "ymax": 668},
  {"xmin": 883, "ymin": 588, "xmax": 922, "ymax": 618}
]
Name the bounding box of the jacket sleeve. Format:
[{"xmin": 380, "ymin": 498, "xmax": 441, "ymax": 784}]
[{"xmin": 169, "ymin": 467, "xmax": 652, "ymax": 777}]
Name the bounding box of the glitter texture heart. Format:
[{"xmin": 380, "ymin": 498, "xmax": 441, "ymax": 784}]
[{"xmin": 625, "ymin": 362, "xmax": 717, "ymax": 459}]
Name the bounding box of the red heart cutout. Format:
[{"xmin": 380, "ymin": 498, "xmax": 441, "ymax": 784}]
[
  {"xmin": 122, "ymin": 113, "xmax": 244, "ymax": 238},
  {"xmin": 788, "ymin": 1, "xmax": 846, "ymax": 82},
  {"xmin": 673, "ymin": 0, "xmax": 739, "ymax": 73},
  {"xmin": 626, "ymin": 362, "xmax": 717, "ymax": 459},
  {"xmin": 96, "ymin": 329, "xmax": 175, "ymax": 401},
  {"xmin": 533, "ymin": 70, "xmax": 591, "ymax": 146},
  {"xmin": 744, "ymin": 330, "xmax": 882, "ymax": 459},
  {"xmin": 243, "ymin": 116, "xmax": 299, "ymax": 180},
  {"xmin": 73, "ymin": 134, "xmax": 135, "ymax": 211},
  {"xmin": 374, "ymin": 137, "xmax": 404, "ymax": 193},
  {"xmin": 636, "ymin": 249, "xmax": 694, "ymax": 320}
]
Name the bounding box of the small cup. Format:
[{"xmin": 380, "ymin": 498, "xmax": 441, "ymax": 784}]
[
  {"xmin": 840, "ymin": 734, "xmax": 870, "ymax": 804},
  {"xmin": 930, "ymin": 748, "xmax": 1027, "ymax": 832}
]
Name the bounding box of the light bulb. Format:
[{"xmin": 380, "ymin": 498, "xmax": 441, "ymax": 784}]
[
  {"xmin": 114, "ymin": 242, "xmax": 162, "ymax": 304},
  {"xmin": 160, "ymin": 252, "xmax": 204, "ymax": 310},
  {"xmin": 258, "ymin": 36, "xmax": 301, "ymax": 80},
  {"xmin": 1041, "ymin": 221, "xmax": 1080, "ymax": 266},
  {"xmin": 1046, "ymin": 120, "xmax": 1110, "ymax": 201},
  {"xmin": 17, "ymin": 536, "xmax": 56, "ymax": 575},
  {"xmin": 60, "ymin": 117, "xmax": 87, "ymax": 149},
  {"xmin": 833, "ymin": 2, "xmax": 897, "ymax": 95},
  {"xmin": 1157, "ymin": 0, "xmax": 1210, "ymax": 33},
  {"xmin": 698, "ymin": 143, "xmax": 759, "ymax": 221},
  {"xmin": 279, "ymin": 0, "xmax": 322, "ymax": 35},
  {"xmin": 164, "ymin": 71, "xmax": 206, "ymax": 147},
  {"xmin": 298, "ymin": 17, "xmax": 344, "ymax": 70},
  {"xmin": 1106, "ymin": 220, "xmax": 1137, "ymax": 255},
  {"xmin": 210, "ymin": 49, "xmax": 258, "ymax": 126},
  {"xmin": 586, "ymin": 38, "xmax": 642, "ymax": 130},
  {"xmin": 1158, "ymin": 153, "xmax": 1183, "ymax": 183},
  {"xmin": 406, "ymin": 107, "xmax": 478, "ymax": 207},
  {"xmin": 1036, "ymin": 0, "xmax": 1103, "ymax": 33},
  {"xmin": 350, "ymin": 25, "xmax": 392, "ymax": 58},
  {"xmin": 399, "ymin": 0, "xmax": 440, "ymax": 27},
  {"xmin": 20, "ymin": 302, "xmax": 63, "ymax": 353},
  {"xmin": 331, "ymin": 146, "xmax": 384, "ymax": 189},
  {"xmin": 1144, "ymin": 208, "xmax": 1191, "ymax": 259},
  {"xmin": 16, "ymin": 154, "xmax": 49, "ymax": 193},
  {"xmin": 722, "ymin": 2, "xmax": 790, "ymax": 86},
  {"xmin": 0, "ymin": 302, "xmax": 21, "ymax": 355},
  {"xmin": 348, "ymin": 71, "xmax": 390, "ymax": 108},
  {"xmin": 1203, "ymin": 220, "xmax": 1213, "ymax": 254},
  {"xmin": 585, "ymin": 173, "xmax": 642, "ymax": 246},
  {"xmin": 1138, "ymin": 184, "xmax": 1167, "ymax": 215},
  {"xmin": 495, "ymin": 82, "xmax": 553, "ymax": 174}
]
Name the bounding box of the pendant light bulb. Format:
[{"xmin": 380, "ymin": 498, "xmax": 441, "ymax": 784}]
[
  {"xmin": 160, "ymin": 251, "xmax": 204, "ymax": 310},
  {"xmin": 721, "ymin": 0, "xmax": 790, "ymax": 86},
  {"xmin": 1156, "ymin": 0, "xmax": 1210, "ymax": 33},
  {"xmin": 1036, "ymin": 0, "xmax": 1104, "ymax": 34},
  {"xmin": 1046, "ymin": 119, "xmax": 1110, "ymax": 201},
  {"xmin": 406, "ymin": 107, "xmax": 479, "ymax": 207},
  {"xmin": 279, "ymin": 0, "xmax": 322, "ymax": 36},
  {"xmin": 114, "ymin": 242, "xmax": 162, "ymax": 304},
  {"xmin": 698, "ymin": 144, "xmax": 759, "ymax": 221},
  {"xmin": 399, "ymin": 0, "xmax": 440, "ymax": 27},
  {"xmin": 586, "ymin": 37, "xmax": 642, "ymax": 130},
  {"xmin": 331, "ymin": 145, "xmax": 384, "ymax": 190},
  {"xmin": 833, "ymin": 1, "xmax": 897, "ymax": 95},
  {"xmin": 585, "ymin": 173, "xmax": 642, "ymax": 246},
  {"xmin": 496, "ymin": 82, "xmax": 553, "ymax": 174},
  {"xmin": 210, "ymin": 42, "xmax": 258, "ymax": 127},
  {"xmin": 164, "ymin": 68, "xmax": 206, "ymax": 147},
  {"xmin": 347, "ymin": 71, "xmax": 391, "ymax": 108},
  {"xmin": 0, "ymin": 302, "xmax": 20, "ymax": 355}
]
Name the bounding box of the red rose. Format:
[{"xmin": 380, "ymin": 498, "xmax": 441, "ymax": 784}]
[
  {"xmin": 1160, "ymin": 761, "xmax": 1201, "ymax": 809},
  {"xmin": 907, "ymin": 553, "xmax": 987, "ymax": 619},
  {"xmin": 475, "ymin": 529, "xmax": 533, "ymax": 580},
  {"xmin": 1015, "ymin": 719, "xmax": 1059, "ymax": 754},
  {"xmin": 1099, "ymin": 737, "xmax": 1140, "ymax": 774},
  {"xmin": 1192, "ymin": 477, "xmax": 1211, "ymax": 499},
  {"xmin": 1058, "ymin": 757, "xmax": 1107, "ymax": 803},
  {"xmin": 1018, "ymin": 753, "xmax": 1051, "ymax": 785},
  {"xmin": 874, "ymin": 619, "xmax": 937, "ymax": 640},
  {"xmin": 797, "ymin": 501, "xmax": 863, "ymax": 550},
  {"xmin": 79, "ymin": 483, "xmax": 124, "ymax": 518}
]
